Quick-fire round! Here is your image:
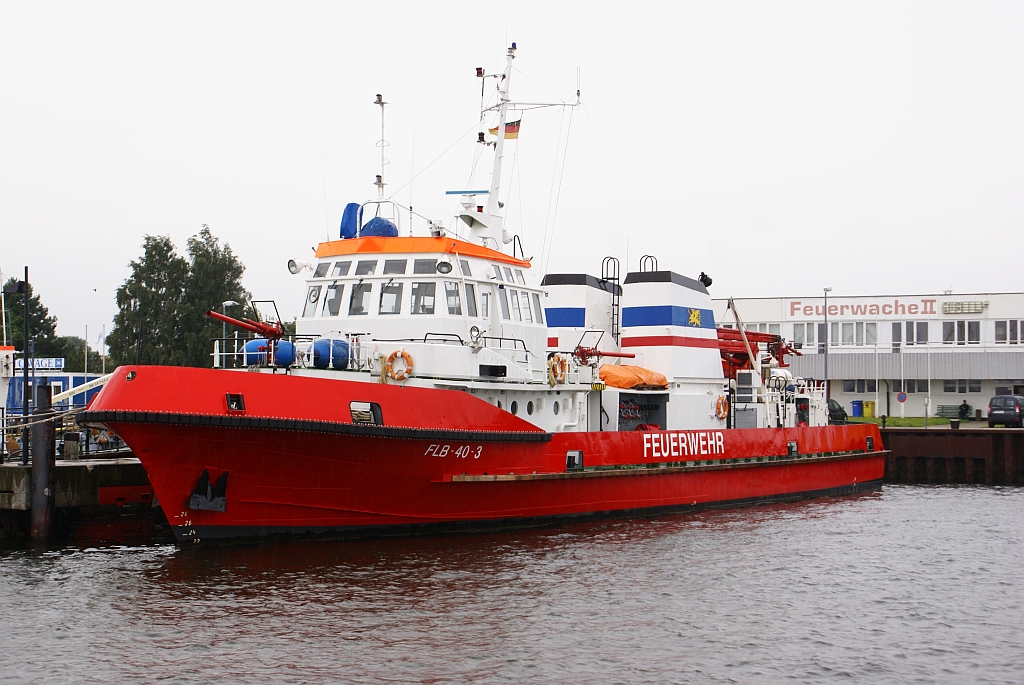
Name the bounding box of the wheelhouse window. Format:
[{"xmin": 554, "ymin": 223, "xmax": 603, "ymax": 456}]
[
  {"xmin": 460, "ymin": 260, "xmax": 472, "ymax": 277},
  {"xmin": 502, "ymin": 267, "xmax": 514, "ymax": 283},
  {"xmin": 379, "ymin": 282, "xmax": 403, "ymax": 315},
  {"xmin": 414, "ymin": 259, "xmax": 437, "ymax": 274},
  {"xmin": 355, "ymin": 260, "xmax": 377, "ymax": 276},
  {"xmin": 349, "ymin": 282, "xmax": 372, "ymax": 315},
  {"xmin": 520, "ymin": 291, "xmax": 533, "ymax": 322},
  {"xmin": 491, "ymin": 264, "xmax": 503, "ymax": 281},
  {"xmin": 444, "ymin": 281, "xmax": 462, "ymax": 315},
  {"xmin": 532, "ymin": 293, "xmax": 544, "ymax": 324},
  {"xmin": 465, "ymin": 283, "xmax": 479, "ymax": 317},
  {"xmin": 322, "ymin": 283, "xmax": 345, "ymax": 317},
  {"xmin": 514, "ymin": 269, "xmax": 526, "ymax": 285},
  {"xmin": 411, "ymin": 282, "xmax": 436, "ymax": 314},
  {"xmin": 509, "ymin": 289, "xmax": 522, "ymax": 321},
  {"xmin": 313, "ymin": 263, "xmax": 331, "ymax": 278},
  {"xmin": 383, "ymin": 259, "xmax": 408, "ymax": 275},
  {"xmin": 497, "ymin": 287, "xmax": 510, "ymax": 320},
  {"xmin": 331, "ymin": 261, "xmax": 352, "ymax": 277},
  {"xmin": 480, "ymin": 291, "xmax": 490, "ymax": 318},
  {"xmin": 303, "ymin": 286, "xmax": 322, "ymax": 317}
]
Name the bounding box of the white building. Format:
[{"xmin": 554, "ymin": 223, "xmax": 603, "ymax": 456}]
[{"xmin": 712, "ymin": 293, "xmax": 1024, "ymax": 418}]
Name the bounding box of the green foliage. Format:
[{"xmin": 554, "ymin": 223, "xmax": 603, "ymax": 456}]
[
  {"xmin": 2, "ymin": 278, "xmax": 58, "ymax": 353},
  {"xmin": 106, "ymin": 227, "xmax": 249, "ymax": 367},
  {"xmin": 48, "ymin": 336, "xmax": 106, "ymax": 373}
]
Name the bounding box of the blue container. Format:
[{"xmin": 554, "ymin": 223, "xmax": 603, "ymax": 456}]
[
  {"xmin": 851, "ymin": 400, "xmax": 864, "ymax": 418},
  {"xmin": 274, "ymin": 340, "xmax": 296, "ymax": 367},
  {"xmin": 312, "ymin": 338, "xmax": 349, "ymax": 370},
  {"xmin": 360, "ymin": 217, "xmax": 398, "ymax": 237},
  {"xmin": 242, "ymin": 338, "xmax": 269, "ymax": 365}
]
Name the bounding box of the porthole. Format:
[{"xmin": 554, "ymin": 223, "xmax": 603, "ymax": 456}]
[
  {"xmin": 553, "ymin": 401, "xmax": 560, "ymax": 416},
  {"xmin": 527, "ymin": 401, "xmax": 534, "ymax": 415},
  {"xmin": 497, "ymin": 400, "xmax": 502, "ymax": 410},
  {"xmin": 510, "ymin": 401, "xmax": 518, "ymax": 415}
]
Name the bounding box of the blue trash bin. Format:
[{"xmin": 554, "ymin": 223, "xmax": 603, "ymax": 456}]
[{"xmin": 851, "ymin": 400, "xmax": 863, "ymax": 417}]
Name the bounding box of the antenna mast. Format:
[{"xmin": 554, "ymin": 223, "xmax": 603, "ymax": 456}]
[
  {"xmin": 486, "ymin": 43, "xmax": 515, "ymax": 216},
  {"xmin": 374, "ymin": 94, "xmax": 389, "ymax": 198}
]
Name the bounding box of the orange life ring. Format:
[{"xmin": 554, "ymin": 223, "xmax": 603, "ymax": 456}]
[
  {"xmin": 386, "ymin": 350, "xmax": 414, "ymax": 381},
  {"xmin": 548, "ymin": 354, "xmax": 568, "ymax": 385},
  {"xmin": 715, "ymin": 396, "xmax": 729, "ymax": 420}
]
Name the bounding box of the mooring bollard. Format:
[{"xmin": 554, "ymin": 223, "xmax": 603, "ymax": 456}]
[{"xmin": 30, "ymin": 381, "xmax": 56, "ymax": 541}]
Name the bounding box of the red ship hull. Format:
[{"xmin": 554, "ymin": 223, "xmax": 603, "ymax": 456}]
[{"xmin": 83, "ymin": 366, "xmax": 886, "ymax": 544}]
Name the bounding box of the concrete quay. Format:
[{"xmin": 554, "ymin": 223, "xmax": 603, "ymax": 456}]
[
  {"xmin": 0, "ymin": 456, "xmax": 154, "ymax": 540},
  {"xmin": 881, "ymin": 427, "xmax": 1024, "ymax": 485}
]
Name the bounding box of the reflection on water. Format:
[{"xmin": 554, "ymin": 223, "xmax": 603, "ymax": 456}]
[{"xmin": 2, "ymin": 486, "xmax": 1023, "ymax": 684}]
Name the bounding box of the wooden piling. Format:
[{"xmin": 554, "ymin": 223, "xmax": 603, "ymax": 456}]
[{"xmin": 30, "ymin": 383, "xmax": 56, "ymax": 540}]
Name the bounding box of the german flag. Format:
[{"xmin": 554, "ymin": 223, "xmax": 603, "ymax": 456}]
[{"xmin": 488, "ymin": 119, "xmax": 521, "ymax": 139}]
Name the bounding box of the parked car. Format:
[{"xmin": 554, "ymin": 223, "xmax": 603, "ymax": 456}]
[
  {"xmin": 987, "ymin": 395, "xmax": 1024, "ymax": 428},
  {"xmin": 828, "ymin": 398, "xmax": 849, "ymax": 425}
]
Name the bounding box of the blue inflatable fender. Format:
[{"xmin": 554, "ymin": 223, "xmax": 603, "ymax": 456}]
[
  {"xmin": 312, "ymin": 338, "xmax": 350, "ymax": 370},
  {"xmin": 242, "ymin": 338, "xmax": 269, "ymax": 365},
  {"xmin": 274, "ymin": 340, "xmax": 296, "ymax": 367}
]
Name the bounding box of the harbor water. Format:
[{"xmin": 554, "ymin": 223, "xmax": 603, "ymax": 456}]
[{"xmin": 1, "ymin": 485, "xmax": 1022, "ymax": 684}]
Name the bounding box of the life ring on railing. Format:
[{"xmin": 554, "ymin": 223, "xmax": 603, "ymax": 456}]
[
  {"xmin": 715, "ymin": 396, "xmax": 729, "ymax": 420},
  {"xmin": 547, "ymin": 354, "xmax": 568, "ymax": 386},
  {"xmin": 386, "ymin": 350, "xmax": 414, "ymax": 381}
]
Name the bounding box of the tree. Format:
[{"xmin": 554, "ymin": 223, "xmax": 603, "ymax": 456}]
[
  {"xmin": 2, "ymin": 277, "xmax": 58, "ymax": 354},
  {"xmin": 48, "ymin": 336, "xmax": 105, "ymax": 373},
  {"xmin": 106, "ymin": 227, "xmax": 250, "ymax": 367}
]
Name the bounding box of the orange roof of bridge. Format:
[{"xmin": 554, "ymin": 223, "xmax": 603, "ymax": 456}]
[{"xmin": 314, "ymin": 236, "xmax": 531, "ymax": 267}]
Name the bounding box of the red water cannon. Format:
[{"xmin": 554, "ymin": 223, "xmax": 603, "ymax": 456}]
[{"xmin": 205, "ymin": 310, "xmax": 283, "ymax": 340}]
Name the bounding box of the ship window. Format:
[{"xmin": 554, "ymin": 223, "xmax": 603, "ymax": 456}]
[
  {"xmin": 383, "ymin": 259, "xmax": 407, "ymax": 275},
  {"xmin": 532, "ymin": 293, "xmax": 544, "ymax": 324},
  {"xmin": 331, "ymin": 261, "xmax": 352, "ymax": 277},
  {"xmin": 411, "ymin": 282, "xmax": 436, "ymax": 314},
  {"xmin": 552, "ymin": 400, "xmax": 559, "ymax": 416},
  {"xmin": 509, "ymin": 289, "xmax": 522, "ymax": 321},
  {"xmin": 480, "ymin": 291, "xmax": 490, "ymax": 318},
  {"xmin": 497, "ymin": 288, "xmax": 510, "ymax": 320},
  {"xmin": 313, "ymin": 263, "xmax": 331, "ymax": 278},
  {"xmin": 460, "ymin": 260, "xmax": 472, "ymax": 277},
  {"xmin": 520, "ymin": 291, "xmax": 533, "ymax": 323},
  {"xmin": 349, "ymin": 282, "xmax": 372, "ymax": 316},
  {"xmin": 515, "ymin": 269, "xmax": 526, "ymax": 285},
  {"xmin": 414, "ymin": 259, "xmax": 437, "ymax": 274},
  {"xmin": 510, "ymin": 400, "xmax": 518, "ymax": 415},
  {"xmin": 445, "ymin": 281, "xmax": 462, "ymax": 315},
  {"xmin": 491, "ymin": 264, "xmax": 503, "ymax": 281},
  {"xmin": 322, "ymin": 283, "xmax": 345, "ymax": 317},
  {"xmin": 303, "ymin": 286, "xmax": 322, "ymax": 317},
  {"xmin": 355, "ymin": 260, "xmax": 377, "ymax": 276},
  {"xmin": 350, "ymin": 401, "xmax": 383, "ymax": 425},
  {"xmin": 526, "ymin": 401, "xmax": 534, "ymax": 415},
  {"xmin": 465, "ymin": 283, "xmax": 479, "ymax": 317},
  {"xmin": 379, "ymin": 282, "xmax": 404, "ymax": 315},
  {"xmin": 503, "ymin": 267, "xmax": 514, "ymax": 283}
]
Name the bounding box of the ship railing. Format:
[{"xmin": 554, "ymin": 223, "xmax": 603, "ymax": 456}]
[{"xmin": 479, "ymin": 336, "xmax": 532, "ymax": 365}]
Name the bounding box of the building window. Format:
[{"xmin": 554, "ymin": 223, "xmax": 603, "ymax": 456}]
[
  {"xmin": 892, "ymin": 322, "xmax": 902, "ymax": 353},
  {"xmin": 793, "ymin": 324, "xmax": 805, "ymax": 347},
  {"xmin": 947, "ymin": 379, "xmax": 982, "ymax": 393},
  {"xmin": 996, "ymin": 320, "xmax": 1007, "ymax": 343},
  {"xmin": 831, "ymin": 322, "xmax": 839, "ymax": 346},
  {"xmin": 968, "ymin": 321, "xmax": 980, "ymax": 344},
  {"xmin": 769, "ymin": 323, "xmax": 780, "ymax": 335},
  {"xmin": 855, "ymin": 322, "xmax": 864, "ymax": 345},
  {"xmin": 892, "ymin": 379, "xmax": 902, "ymax": 392},
  {"xmin": 916, "ymin": 321, "xmax": 928, "ymax": 344},
  {"xmin": 905, "ymin": 321, "xmax": 915, "ymax": 345},
  {"xmin": 917, "ymin": 379, "xmax": 929, "ymax": 393},
  {"xmin": 943, "ymin": 321, "xmax": 954, "ymax": 344},
  {"xmin": 842, "ymin": 322, "xmax": 854, "ymax": 345},
  {"xmin": 843, "ymin": 380, "xmax": 856, "ymax": 393},
  {"xmin": 856, "ymin": 379, "xmax": 865, "ymax": 393},
  {"xmin": 866, "ymin": 322, "xmax": 877, "ymax": 345},
  {"xmin": 1012, "ymin": 320, "xmax": 1020, "ymax": 344}
]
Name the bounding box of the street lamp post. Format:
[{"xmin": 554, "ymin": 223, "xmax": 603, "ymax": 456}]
[
  {"xmin": 221, "ymin": 300, "xmax": 240, "ymax": 368},
  {"xmin": 824, "ymin": 287, "xmax": 832, "ymax": 399}
]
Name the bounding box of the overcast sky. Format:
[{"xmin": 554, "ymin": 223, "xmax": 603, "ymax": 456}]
[{"xmin": 1, "ymin": 2, "xmax": 1021, "ymax": 347}]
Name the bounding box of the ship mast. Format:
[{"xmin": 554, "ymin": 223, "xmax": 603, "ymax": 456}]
[{"xmin": 486, "ymin": 43, "xmax": 515, "ymax": 216}]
